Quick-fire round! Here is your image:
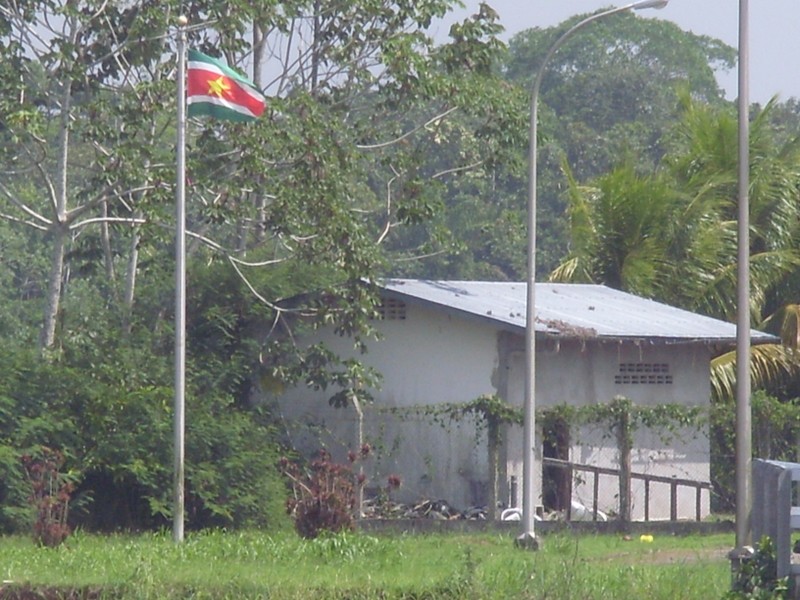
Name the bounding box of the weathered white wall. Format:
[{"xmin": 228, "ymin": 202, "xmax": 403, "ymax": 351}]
[
  {"xmin": 277, "ymin": 302, "xmax": 500, "ymax": 509},
  {"xmin": 276, "ymin": 302, "xmax": 713, "ymax": 519},
  {"xmin": 504, "ymin": 339, "xmax": 712, "ymax": 520},
  {"xmin": 573, "ymin": 427, "xmax": 710, "ymax": 520}
]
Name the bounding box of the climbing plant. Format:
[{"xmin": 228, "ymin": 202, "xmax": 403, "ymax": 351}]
[{"xmin": 385, "ymin": 395, "xmax": 706, "ymax": 519}]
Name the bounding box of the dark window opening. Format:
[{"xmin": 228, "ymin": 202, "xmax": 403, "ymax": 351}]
[{"xmin": 542, "ymin": 416, "xmax": 571, "ymax": 512}]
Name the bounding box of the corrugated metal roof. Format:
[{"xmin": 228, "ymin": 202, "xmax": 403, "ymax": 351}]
[{"xmin": 381, "ymin": 279, "xmax": 777, "ymax": 344}]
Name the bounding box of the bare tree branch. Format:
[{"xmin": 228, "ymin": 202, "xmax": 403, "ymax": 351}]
[
  {"xmin": 0, "ymin": 212, "xmax": 49, "ymax": 231},
  {"xmin": 431, "ymin": 159, "xmax": 484, "ymax": 180},
  {"xmin": 356, "ymin": 107, "xmax": 459, "ymax": 150},
  {"xmin": 0, "ymin": 181, "xmax": 52, "ymax": 226},
  {"xmin": 69, "ymin": 216, "xmax": 148, "ymax": 230}
]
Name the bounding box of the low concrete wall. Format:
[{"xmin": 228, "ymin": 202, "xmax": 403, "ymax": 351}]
[{"xmin": 358, "ymin": 518, "xmax": 735, "ymax": 537}]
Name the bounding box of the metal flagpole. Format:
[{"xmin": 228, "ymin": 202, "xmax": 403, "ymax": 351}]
[{"xmin": 173, "ymin": 17, "xmax": 188, "ymax": 543}]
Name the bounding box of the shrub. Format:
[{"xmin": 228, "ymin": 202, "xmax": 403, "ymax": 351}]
[
  {"xmin": 21, "ymin": 447, "xmax": 75, "ymax": 547},
  {"xmin": 281, "ymin": 447, "xmax": 369, "ymax": 539},
  {"xmin": 726, "ymin": 536, "xmax": 789, "ymax": 599},
  {"xmin": 280, "ymin": 447, "xmax": 404, "ymax": 538}
]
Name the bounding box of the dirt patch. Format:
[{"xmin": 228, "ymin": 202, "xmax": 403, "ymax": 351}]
[
  {"xmin": 595, "ymin": 543, "xmax": 730, "ymax": 565},
  {"xmin": 634, "ymin": 547, "xmax": 729, "ymax": 565}
]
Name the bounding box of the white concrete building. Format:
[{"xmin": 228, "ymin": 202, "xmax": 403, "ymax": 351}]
[{"xmin": 275, "ymin": 280, "xmax": 775, "ymax": 520}]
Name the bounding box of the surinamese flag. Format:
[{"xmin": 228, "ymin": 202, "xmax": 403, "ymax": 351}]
[{"xmin": 187, "ymin": 49, "xmax": 266, "ymax": 122}]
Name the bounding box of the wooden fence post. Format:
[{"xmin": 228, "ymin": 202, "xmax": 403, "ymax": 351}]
[
  {"xmin": 487, "ymin": 416, "xmax": 500, "ymax": 520},
  {"xmin": 616, "ymin": 399, "xmax": 632, "ymax": 523}
]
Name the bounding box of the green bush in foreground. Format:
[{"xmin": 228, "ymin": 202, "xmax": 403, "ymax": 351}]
[
  {"xmin": 0, "ymin": 530, "xmax": 733, "ymax": 599},
  {"xmin": 726, "ymin": 536, "xmax": 789, "ymax": 599},
  {"xmin": 0, "ymin": 335, "xmax": 289, "ymax": 534}
]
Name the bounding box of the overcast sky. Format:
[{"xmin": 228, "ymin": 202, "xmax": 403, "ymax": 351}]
[{"xmin": 437, "ymin": 1, "xmax": 798, "ymax": 104}]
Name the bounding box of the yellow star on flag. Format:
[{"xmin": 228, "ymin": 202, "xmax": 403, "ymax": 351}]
[{"xmin": 207, "ymin": 76, "xmax": 231, "ymax": 98}]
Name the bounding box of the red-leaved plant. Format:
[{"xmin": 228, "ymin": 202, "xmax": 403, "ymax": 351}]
[
  {"xmin": 281, "ymin": 445, "xmax": 401, "ymax": 539},
  {"xmin": 21, "ymin": 447, "xmax": 74, "ymax": 547}
]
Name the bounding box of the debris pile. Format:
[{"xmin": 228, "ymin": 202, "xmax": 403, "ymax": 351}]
[
  {"xmin": 361, "ymin": 497, "xmax": 487, "ymax": 520},
  {"xmin": 360, "ymin": 497, "xmax": 609, "ymax": 522}
]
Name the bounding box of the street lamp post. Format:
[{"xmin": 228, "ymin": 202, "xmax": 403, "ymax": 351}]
[
  {"xmin": 734, "ymin": 0, "xmax": 751, "ymax": 552},
  {"xmin": 518, "ymin": 0, "xmax": 670, "ymax": 549}
]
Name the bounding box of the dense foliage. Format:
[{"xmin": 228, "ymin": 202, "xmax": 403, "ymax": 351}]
[
  {"xmin": 2, "ymin": 0, "xmax": 800, "ymax": 533},
  {"xmin": 0, "ymin": 0, "xmax": 524, "ymax": 531},
  {"xmin": 405, "ymin": 11, "xmax": 738, "ymax": 279}
]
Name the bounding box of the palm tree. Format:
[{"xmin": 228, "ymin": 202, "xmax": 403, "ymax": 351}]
[
  {"xmin": 710, "ymin": 306, "xmax": 800, "ymax": 402},
  {"xmin": 551, "ymin": 94, "xmax": 800, "ymax": 402},
  {"xmin": 550, "ymin": 160, "xmax": 679, "ymax": 299},
  {"xmin": 665, "ymin": 95, "xmax": 800, "ymax": 322}
]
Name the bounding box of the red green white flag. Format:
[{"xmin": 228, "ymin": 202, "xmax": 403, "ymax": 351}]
[{"xmin": 187, "ymin": 50, "xmax": 266, "ymax": 122}]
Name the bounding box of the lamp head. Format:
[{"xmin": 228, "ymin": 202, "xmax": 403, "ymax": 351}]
[{"xmin": 632, "ymin": 0, "xmax": 669, "ymax": 9}]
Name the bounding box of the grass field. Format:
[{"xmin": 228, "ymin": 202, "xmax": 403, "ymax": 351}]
[{"xmin": 0, "ymin": 529, "xmax": 734, "ymax": 599}]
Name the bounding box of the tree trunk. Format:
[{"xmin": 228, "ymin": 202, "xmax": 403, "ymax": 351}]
[
  {"xmin": 122, "ymin": 217, "xmax": 141, "ymax": 335},
  {"xmin": 100, "ymin": 198, "xmax": 116, "ymax": 290},
  {"xmin": 352, "ymin": 395, "xmax": 364, "ymax": 520},
  {"xmin": 39, "ymin": 225, "xmax": 67, "ymax": 351},
  {"xmin": 40, "ymin": 48, "xmax": 74, "ymax": 351}
]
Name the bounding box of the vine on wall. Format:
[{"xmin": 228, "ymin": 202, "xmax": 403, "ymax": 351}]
[
  {"xmin": 383, "ymin": 395, "xmax": 705, "ymax": 518},
  {"xmin": 379, "ymin": 392, "xmax": 800, "ymax": 516}
]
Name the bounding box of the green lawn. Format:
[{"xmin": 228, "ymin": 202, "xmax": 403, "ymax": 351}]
[{"xmin": 0, "ymin": 529, "xmax": 734, "ymax": 599}]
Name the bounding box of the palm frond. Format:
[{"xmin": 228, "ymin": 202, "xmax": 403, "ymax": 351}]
[{"xmin": 711, "ymin": 343, "xmax": 800, "ymax": 403}]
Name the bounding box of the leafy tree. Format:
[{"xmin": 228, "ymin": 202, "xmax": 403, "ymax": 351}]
[
  {"xmin": 551, "ymin": 93, "xmax": 800, "ymax": 403},
  {"xmin": 0, "ymin": 0, "xmax": 522, "ymax": 348},
  {"xmin": 665, "ymin": 97, "xmax": 800, "ymax": 402},
  {"xmin": 0, "ymin": 0, "xmax": 531, "ymax": 529},
  {"xmin": 550, "ymin": 160, "xmax": 680, "ymax": 297},
  {"xmin": 505, "ymin": 11, "xmax": 733, "ymax": 176},
  {"xmin": 457, "ymin": 11, "xmax": 739, "ymax": 279},
  {"xmin": 398, "ymin": 11, "xmax": 740, "ymax": 281},
  {"xmin": 553, "ymin": 94, "xmax": 800, "ymax": 312}
]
